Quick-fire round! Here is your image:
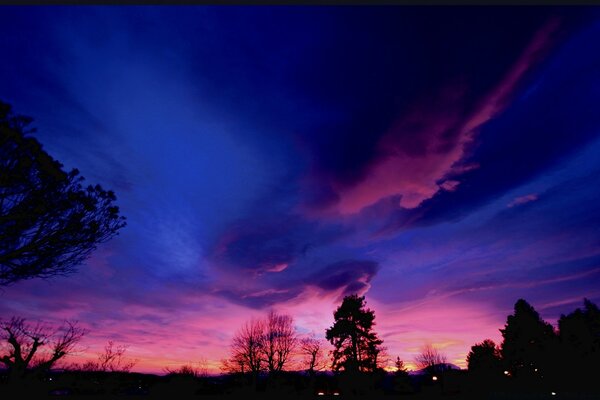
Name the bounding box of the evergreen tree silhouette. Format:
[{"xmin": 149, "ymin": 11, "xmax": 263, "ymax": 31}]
[
  {"xmin": 557, "ymin": 298, "xmax": 600, "ymax": 391},
  {"xmin": 500, "ymin": 299, "xmax": 557, "ymax": 381},
  {"xmin": 326, "ymin": 294, "xmax": 384, "ymax": 373},
  {"xmin": 0, "ymin": 100, "xmax": 126, "ymax": 285}
]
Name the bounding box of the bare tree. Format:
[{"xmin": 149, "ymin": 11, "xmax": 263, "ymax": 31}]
[
  {"xmin": 299, "ymin": 334, "xmax": 327, "ymax": 376},
  {"xmin": 228, "ymin": 318, "xmax": 265, "ymax": 377},
  {"xmin": 220, "ymin": 353, "xmax": 246, "ymax": 374},
  {"xmin": 224, "ymin": 310, "xmax": 298, "ymax": 379},
  {"xmin": 73, "ymin": 340, "xmax": 137, "ymax": 373},
  {"xmin": 98, "ymin": 341, "xmax": 136, "ymax": 372},
  {"xmin": 373, "ymin": 344, "xmax": 390, "ymax": 371},
  {"xmin": 414, "ymin": 344, "xmax": 448, "ymax": 375},
  {"xmin": 0, "ymin": 317, "xmax": 86, "ymax": 380},
  {"xmin": 164, "ymin": 359, "xmax": 208, "ymax": 378},
  {"xmin": 262, "ymin": 310, "xmax": 297, "ymax": 374}
]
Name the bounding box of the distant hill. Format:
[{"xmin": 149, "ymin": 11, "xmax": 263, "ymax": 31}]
[{"xmin": 409, "ymin": 363, "xmax": 462, "ymax": 375}]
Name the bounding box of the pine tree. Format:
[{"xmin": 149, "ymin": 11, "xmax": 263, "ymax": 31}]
[
  {"xmin": 326, "ymin": 294, "xmax": 384, "ymax": 373},
  {"xmin": 499, "ymin": 299, "xmax": 556, "ymax": 378},
  {"xmin": 394, "ymin": 356, "xmax": 408, "ymax": 376}
]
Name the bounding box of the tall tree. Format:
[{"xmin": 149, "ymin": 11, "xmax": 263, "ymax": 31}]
[
  {"xmin": 499, "ymin": 299, "xmax": 556, "ymax": 378},
  {"xmin": 229, "ymin": 318, "xmax": 265, "ymax": 378},
  {"xmin": 467, "ymin": 339, "xmax": 502, "ymax": 375},
  {"xmin": 262, "ymin": 310, "xmax": 297, "ymax": 374},
  {"xmin": 0, "ymin": 317, "xmax": 86, "ymax": 381},
  {"xmin": 0, "ymin": 100, "xmax": 126, "ymax": 285},
  {"xmin": 225, "ymin": 311, "xmax": 298, "ymax": 378},
  {"xmin": 326, "ymin": 294, "xmax": 384, "ymax": 373}
]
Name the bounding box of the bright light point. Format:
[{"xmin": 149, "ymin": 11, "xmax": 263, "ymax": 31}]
[
  {"xmin": 534, "ymin": 368, "xmax": 538, "ymax": 372},
  {"xmin": 551, "ymin": 392, "xmax": 556, "ymax": 396},
  {"xmin": 504, "ymin": 370, "xmax": 509, "ymax": 375},
  {"xmin": 317, "ymin": 392, "xmax": 325, "ymax": 396},
  {"xmin": 333, "ymin": 393, "xmax": 340, "ymax": 396},
  {"xmin": 432, "ymin": 376, "xmax": 438, "ymax": 381}
]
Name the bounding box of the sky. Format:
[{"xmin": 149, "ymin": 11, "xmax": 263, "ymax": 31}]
[{"xmin": 1, "ymin": 6, "xmax": 600, "ymax": 374}]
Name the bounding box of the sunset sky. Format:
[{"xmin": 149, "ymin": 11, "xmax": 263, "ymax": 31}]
[{"xmin": 1, "ymin": 6, "xmax": 600, "ymax": 374}]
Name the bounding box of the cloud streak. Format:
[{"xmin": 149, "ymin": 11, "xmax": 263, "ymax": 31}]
[{"xmin": 327, "ymin": 18, "xmax": 561, "ymax": 214}]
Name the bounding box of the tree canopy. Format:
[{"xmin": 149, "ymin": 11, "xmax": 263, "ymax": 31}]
[
  {"xmin": 557, "ymin": 298, "xmax": 600, "ymax": 384},
  {"xmin": 326, "ymin": 294, "xmax": 384, "ymax": 373},
  {"xmin": 467, "ymin": 339, "xmax": 501, "ymax": 375},
  {"xmin": 499, "ymin": 299, "xmax": 557, "ymax": 378},
  {"xmin": 224, "ymin": 310, "xmax": 297, "ymax": 377},
  {"xmin": 0, "ymin": 100, "xmax": 126, "ymax": 285},
  {"xmin": 0, "ymin": 317, "xmax": 86, "ymax": 381}
]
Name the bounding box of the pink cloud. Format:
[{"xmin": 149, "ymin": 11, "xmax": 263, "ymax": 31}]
[
  {"xmin": 265, "ymin": 263, "xmax": 289, "ymax": 272},
  {"xmin": 331, "ymin": 18, "xmax": 561, "ymax": 215},
  {"xmin": 507, "ymin": 193, "xmax": 539, "ymax": 208},
  {"xmin": 440, "ymin": 179, "xmax": 460, "ymax": 192}
]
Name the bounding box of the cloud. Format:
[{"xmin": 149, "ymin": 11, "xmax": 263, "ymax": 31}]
[
  {"xmin": 323, "ymin": 18, "xmax": 561, "ymax": 215},
  {"xmin": 212, "ymin": 218, "xmax": 297, "ymax": 274},
  {"xmin": 440, "ymin": 180, "xmax": 461, "ymax": 192},
  {"xmin": 209, "ymin": 212, "xmax": 344, "ymax": 276},
  {"xmin": 507, "ymin": 193, "xmax": 539, "ymax": 208},
  {"xmin": 306, "ymin": 259, "xmax": 380, "ymax": 299},
  {"xmin": 379, "ymin": 18, "xmax": 600, "ymax": 233},
  {"xmin": 212, "ymin": 287, "xmax": 303, "ymax": 310}
]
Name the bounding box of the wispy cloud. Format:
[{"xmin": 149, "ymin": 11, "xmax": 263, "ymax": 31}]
[{"xmin": 507, "ymin": 193, "xmax": 539, "ymax": 208}]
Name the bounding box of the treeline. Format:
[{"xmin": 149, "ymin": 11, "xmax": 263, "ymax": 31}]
[
  {"xmin": 466, "ymin": 297, "xmax": 600, "ymax": 396},
  {"xmin": 218, "ymin": 294, "xmax": 600, "ymax": 396},
  {"xmin": 1, "ymin": 295, "xmax": 600, "ymax": 396}
]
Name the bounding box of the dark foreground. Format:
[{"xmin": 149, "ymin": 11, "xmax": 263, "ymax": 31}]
[{"xmin": 1, "ymin": 369, "xmax": 599, "ymax": 399}]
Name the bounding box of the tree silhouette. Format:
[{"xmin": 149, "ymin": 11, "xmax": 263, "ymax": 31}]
[
  {"xmin": 228, "ymin": 318, "xmax": 265, "ymax": 378},
  {"xmin": 164, "ymin": 360, "xmax": 209, "ymax": 378},
  {"xmin": 0, "ymin": 317, "xmax": 86, "ymax": 381},
  {"xmin": 392, "ymin": 356, "xmax": 412, "ymax": 394},
  {"xmin": 414, "ymin": 343, "xmax": 448, "ymax": 375},
  {"xmin": 557, "ymin": 298, "xmax": 600, "ymax": 388},
  {"xmin": 72, "ymin": 340, "xmax": 137, "ymax": 373},
  {"xmin": 394, "ymin": 356, "xmax": 408, "ymax": 376},
  {"xmin": 500, "ymin": 299, "xmax": 557, "ymax": 379},
  {"xmin": 325, "ymin": 294, "xmax": 384, "ymax": 373},
  {"xmin": 220, "ymin": 352, "xmax": 246, "ymax": 375},
  {"xmin": 262, "ymin": 310, "xmax": 297, "ymax": 375},
  {"xmin": 467, "ymin": 339, "xmax": 502, "ymax": 375},
  {"xmin": 299, "ymin": 334, "xmax": 327, "ymax": 376},
  {"xmin": 224, "ymin": 310, "xmax": 298, "ymax": 381},
  {"xmin": 0, "ymin": 100, "xmax": 126, "ymax": 285}
]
